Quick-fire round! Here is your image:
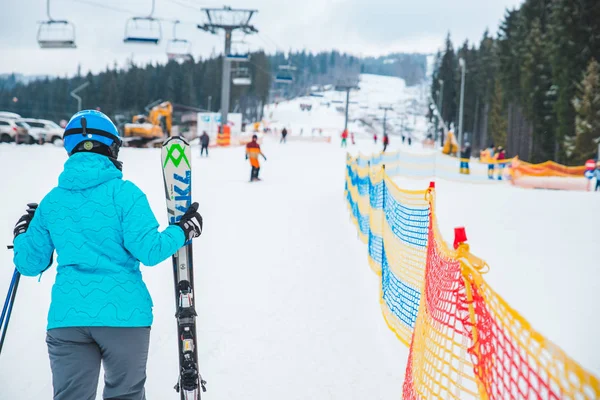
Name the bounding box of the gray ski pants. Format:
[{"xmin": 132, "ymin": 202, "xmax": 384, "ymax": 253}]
[{"xmin": 46, "ymin": 327, "xmax": 150, "ymax": 400}]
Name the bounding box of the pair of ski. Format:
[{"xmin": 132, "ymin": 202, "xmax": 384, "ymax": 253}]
[{"xmin": 1, "ymin": 137, "xmax": 205, "ymax": 400}]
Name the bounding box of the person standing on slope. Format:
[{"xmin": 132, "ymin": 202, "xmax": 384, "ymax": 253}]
[
  {"xmin": 341, "ymin": 129, "xmax": 348, "ymax": 148},
  {"xmin": 246, "ymin": 134, "xmax": 267, "ymax": 181},
  {"xmin": 200, "ymin": 130, "xmax": 210, "ymax": 157},
  {"xmin": 594, "ymin": 161, "xmax": 600, "ymax": 191},
  {"xmin": 280, "ymin": 127, "xmax": 288, "ymax": 144},
  {"xmin": 485, "ymin": 144, "xmax": 495, "ymax": 179},
  {"xmin": 496, "ymin": 146, "xmax": 506, "ymax": 180},
  {"xmin": 11, "ymin": 110, "xmax": 203, "ymax": 400},
  {"xmin": 383, "ymin": 133, "xmax": 389, "ymax": 152},
  {"xmin": 460, "ymin": 142, "xmax": 472, "ymax": 174}
]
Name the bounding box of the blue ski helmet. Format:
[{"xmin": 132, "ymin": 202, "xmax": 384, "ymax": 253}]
[{"xmin": 63, "ymin": 110, "xmax": 122, "ymax": 158}]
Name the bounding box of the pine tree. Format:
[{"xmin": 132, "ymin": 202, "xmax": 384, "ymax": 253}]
[
  {"xmin": 571, "ymin": 59, "xmax": 600, "ymax": 163},
  {"xmin": 520, "ymin": 18, "xmax": 555, "ymax": 162},
  {"xmin": 438, "ymin": 33, "xmax": 458, "ymax": 127},
  {"xmin": 489, "ymin": 77, "xmax": 507, "ymax": 148}
]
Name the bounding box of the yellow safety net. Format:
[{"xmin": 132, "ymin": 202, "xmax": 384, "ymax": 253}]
[{"xmin": 344, "ymin": 152, "xmax": 600, "ymax": 399}]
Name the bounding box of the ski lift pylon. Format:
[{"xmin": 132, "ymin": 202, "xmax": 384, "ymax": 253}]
[
  {"xmin": 166, "ymin": 20, "xmax": 193, "ymax": 61},
  {"xmin": 123, "ymin": 0, "xmax": 161, "ymax": 44},
  {"xmin": 37, "ymin": 0, "xmax": 76, "ymax": 49}
]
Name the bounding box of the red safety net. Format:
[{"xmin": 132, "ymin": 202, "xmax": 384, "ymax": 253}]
[{"xmin": 403, "ymin": 226, "xmax": 479, "ymax": 399}]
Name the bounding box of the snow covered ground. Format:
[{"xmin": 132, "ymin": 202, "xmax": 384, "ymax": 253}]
[
  {"xmin": 0, "ymin": 140, "xmax": 407, "ymax": 400},
  {"xmin": 1, "ymin": 136, "xmax": 598, "ymax": 400}
]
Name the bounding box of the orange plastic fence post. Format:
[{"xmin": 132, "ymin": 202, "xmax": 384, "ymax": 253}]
[{"xmin": 455, "ymin": 227, "xmax": 489, "ymax": 400}]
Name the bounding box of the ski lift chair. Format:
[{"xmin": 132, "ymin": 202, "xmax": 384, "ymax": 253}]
[
  {"xmin": 37, "ymin": 20, "xmax": 76, "ymax": 48},
  {"xmin": 167, "ymin": 39, "xmax": 193, "ymax": 61},
  {"xmin": 226, "ymin": 41, "xmax": 250, "ymax": 61},
  {"xmin": 166, "ymin": 20, "xmax": 193, "ymax": 61},
  {"xmin": 37, "ymin": 0, "xmax": 76, "ymax": 48},
  {"xmin": 123, "ymin": 0, "xmax": 161, "ymax": 44},
  {"xmin": 124, "ymin": 17, "xmax": 162, "ymax": 44},
  {"xmin": 232, "ymin": 67, "xmax": 251, "ymax": 86},
  {"xmin": 275, "ymin": 64, "xmax": 295, "ymax": 84}
]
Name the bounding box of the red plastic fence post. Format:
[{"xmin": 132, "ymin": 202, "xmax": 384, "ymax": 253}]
[{"xmin": 453, "ymin": 227, "xmax": 467, "ymax": 250}]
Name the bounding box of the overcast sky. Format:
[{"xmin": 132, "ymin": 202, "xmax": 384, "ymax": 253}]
[{"xmin": 0, "ymin": 0, "xmax": 524, "ymax": 76}]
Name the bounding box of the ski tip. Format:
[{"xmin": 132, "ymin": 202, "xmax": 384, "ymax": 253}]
[{"xmin": 162, "ymin": 136, "xmax": 190, "ymax": 147}]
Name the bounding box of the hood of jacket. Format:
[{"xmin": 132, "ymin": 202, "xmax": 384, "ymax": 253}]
[{"xmin": 58, "ymin": 152, "xmax": 123, "ymax": 190}]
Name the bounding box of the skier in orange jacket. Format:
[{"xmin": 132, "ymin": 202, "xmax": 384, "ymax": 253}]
[{"xmin": 246, "ymin": 134, "xmax": 267, "ymax": 181}]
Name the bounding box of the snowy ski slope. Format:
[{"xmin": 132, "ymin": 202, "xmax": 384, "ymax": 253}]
[
  {"xmin": 1, "ymin": 74, "xmax": 598, "ymax": 398},
  {"xmin": 265, "ymin": 74, "xmax": 430, "ymax": 141}
]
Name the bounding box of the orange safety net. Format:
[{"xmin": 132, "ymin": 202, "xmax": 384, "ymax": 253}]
[{"xmin": 510, "ymin": 157, "xmax": 586, "ymax": 178}]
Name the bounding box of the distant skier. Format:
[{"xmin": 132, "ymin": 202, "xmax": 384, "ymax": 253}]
[
  {"xmin": 485, "ymin": 144, "xmax": 495, "ymax": 179},
  {"xmin": 341, "ymin": 129, "xmax": 348, "ymax": 148},
  {"xmin": 460, "ymin": 142, "xmax": 472, "ymax": 174},
  {"xmin": 200, "ymin": 131, "xmax": 210, "ymax": 157},
  {"xmin": 383, "ymin": 133, "xmax": 389, "ymax": 152},
  {"xmin": 496, "ymin": 146, "xmax": 506, "ymax": 180},
  {"xmin": 351, "ymin": 132, "xmax": 355, "ymax": 145},
  {"xmin": 11, "ymin": 110, "xmax": 203, "ymax": 400},
  {"xmin": 280, "ymin": 127, "xmax": 288, "ymax": 144},
  {"xmin": 246, "ymin": 134, "xmax": 267, "ymax": 181},
  {"xmin": 595, "ymin": 161, "xmax": 600, "ymax": 191},
  {"xmin": 373, "ymin": 133, "xmax": 378, "ymax": 144}
]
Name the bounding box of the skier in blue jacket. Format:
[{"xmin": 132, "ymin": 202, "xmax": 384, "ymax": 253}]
[{"xmin": 12, "ymin": 110, "xmax": 203, "ymax": 400}]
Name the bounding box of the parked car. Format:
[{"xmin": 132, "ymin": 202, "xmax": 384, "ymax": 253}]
[
  {"xmin": 20, "ymin": 118, "xmax": 64, "ymax": 144},
  {"xmin": 0, "ymin": 111, "xmax": 21, "ymax": 120},
  {"xmin": 0, "ymin": 118, "xmax": 34, "ymax": 144}
]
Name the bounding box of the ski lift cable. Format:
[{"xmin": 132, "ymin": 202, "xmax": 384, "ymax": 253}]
[
  {"xmin": 246, "ymin": 59, "xmax": 272, "ymax": 79},
  {"xmin": 166, "ymin": 0, "xmax": 216, "ymax": 11},
  {"xmin": 70, "ymin": 0, "xmax": 198, "ymax": 25},
  {"xmin": 72, "ymin": 0, "xmax": 136, "ymax": 15}
]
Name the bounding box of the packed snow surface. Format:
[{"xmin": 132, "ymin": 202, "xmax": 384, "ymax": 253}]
[
  {"xmin": 0, "ymin": 137, "xmax": 599, "ymax": 399},
  {"xmin": 1, "ymin": 73, "xmax": 598, "ymax": 398}
]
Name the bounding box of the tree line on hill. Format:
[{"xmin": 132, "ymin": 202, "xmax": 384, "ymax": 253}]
[
  {"xmin": 0, "ymin": 50, "xmax": 426, "ymax": 125},
  {"xmin": 431, "ymin": 0, "xmax": 600, "ymax": 164}
]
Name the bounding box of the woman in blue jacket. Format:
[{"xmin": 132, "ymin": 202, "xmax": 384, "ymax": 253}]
[{"xmin": 12, "ymin": 110, "xmax": 203, "ymax": 400}]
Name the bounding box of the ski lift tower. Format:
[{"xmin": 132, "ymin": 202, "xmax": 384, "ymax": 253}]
[
  {"xmin": 198, "ymin": 6, "xmax": 258, "ymax": 133},
  {"xmin": 335, "ymin": 78, "xmax": 360, "ymax": 132}
]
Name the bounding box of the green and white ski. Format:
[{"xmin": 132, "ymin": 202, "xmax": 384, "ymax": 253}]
[{"xmin": 161, "ymin": 136, "xmax": 206, "ymax": 400}]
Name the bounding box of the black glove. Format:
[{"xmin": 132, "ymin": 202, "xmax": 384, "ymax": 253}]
[
  {"xmin": 13, "ymin": 203, "xmax": 38, "ymax": 239},
  {"xmin": 245, "ymin": 154, "xmax": 248, "ymax": 160},
  {"xmin": 177, "ymin": 202, "xmax": 203, "ymax": 241}
]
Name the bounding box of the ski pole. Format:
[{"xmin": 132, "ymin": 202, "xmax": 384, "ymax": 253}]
[
  {"xmin": 0, "ymin": 268, "xmax": 20, "ymax": 355},
  {"xmin": 0, "ymin": 269, "xmax": 18, "ymax": 329}
]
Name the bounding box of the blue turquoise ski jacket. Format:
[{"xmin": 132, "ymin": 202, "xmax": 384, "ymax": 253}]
[{"xmin": 13, "ymin": 152, "xmax": 185, "ymax": 329}]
